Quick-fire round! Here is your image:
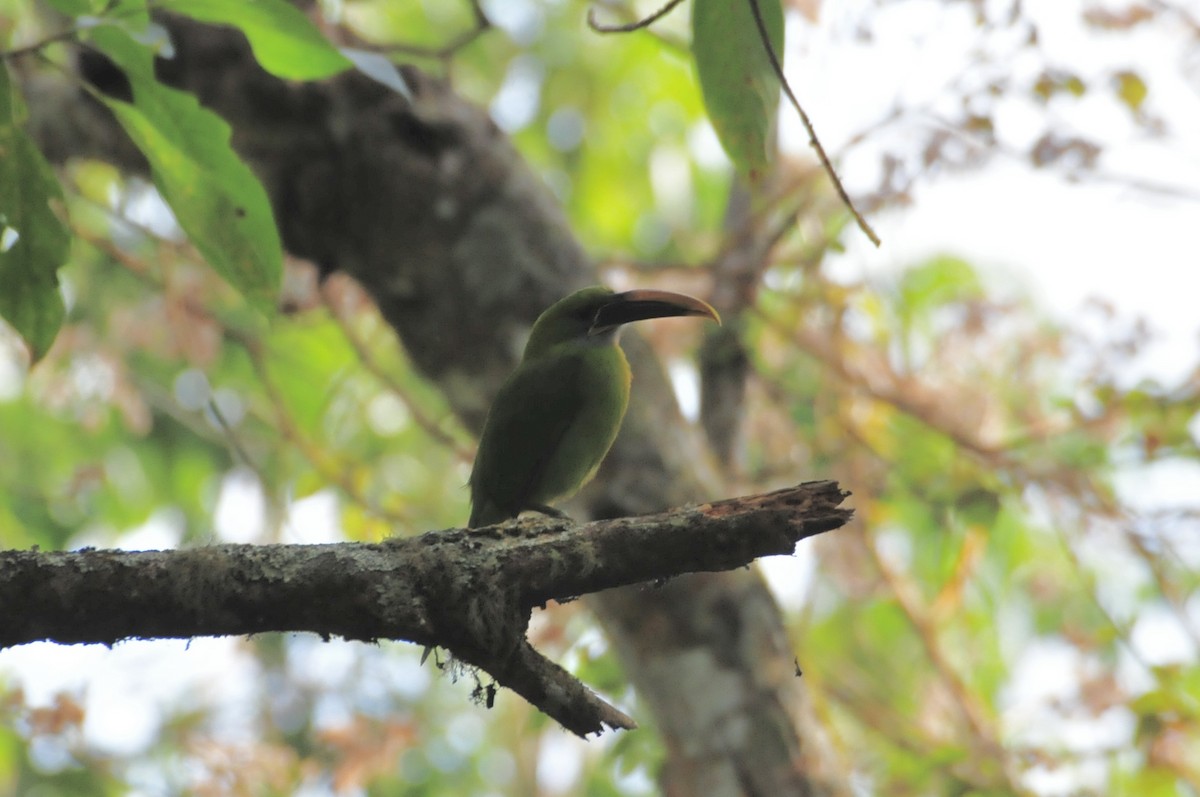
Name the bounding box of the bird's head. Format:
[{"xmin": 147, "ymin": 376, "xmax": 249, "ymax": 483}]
[{"xmin": 524, "ymin": 286, "xmax": 720, "ymax": 359}]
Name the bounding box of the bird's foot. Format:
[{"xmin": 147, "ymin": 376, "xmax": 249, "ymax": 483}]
[{"xmin": 528, "ymin": 504, "xmax": 574, "ymax": 521}]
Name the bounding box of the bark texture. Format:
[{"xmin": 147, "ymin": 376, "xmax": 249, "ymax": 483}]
[
  {"xmin": 23, "ymin": 16, "xmax": 839, "ymax": 794},
  {"xmin": 1, "ymin": 483, "xmax": 851, "ymax": 738}
]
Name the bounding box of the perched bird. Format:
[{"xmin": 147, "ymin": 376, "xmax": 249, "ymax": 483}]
[{"xmin": 468, "ymin": 286, "xmax": 719, "ymax": 527}]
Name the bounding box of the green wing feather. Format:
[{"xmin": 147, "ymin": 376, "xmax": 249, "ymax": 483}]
[
  {"xmin": 468, "ymin": 355, "xmax": 584, "ymax": 527},
  {"xmin": 468, "ymin": 345, "xmax": 630, "ymax": 527}
]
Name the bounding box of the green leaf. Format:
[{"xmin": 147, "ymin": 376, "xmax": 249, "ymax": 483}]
[
  {"xmin": 158, "ymin": 0, "xmax": 352, "ymax": 80},
  {"xmin": 86, "ymin": 25, "xmax": 282, "ymax": 305},
  {"xmin": 692, "ymin": 0, "xmax": 783, "ymax": 181},
  {"xmin": 0, "ymin": 66, "xmax": 69, "ymax": 362},
  {"xmin": 1033, "ymin": 69, "xmax": 1087, "ymax": 102},
  {"xmin": 262, "ymin": 317, "xmax": 354, "ymax": 435},
  {"xmin": 954, "ymin": 487, "xmax": 1001, "ymax": 528},
  {"xmin": 1114, "ymin": 70, "xmax": 1148, "ymax": 113},
  {"xmin": 899, "ymin": 255, "xmax": 983, "ymax": 313}
]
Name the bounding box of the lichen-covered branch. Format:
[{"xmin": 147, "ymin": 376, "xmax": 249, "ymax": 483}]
[{"xmin": 0, "ymin": 481, "xmax": 850, "ymax": 737}]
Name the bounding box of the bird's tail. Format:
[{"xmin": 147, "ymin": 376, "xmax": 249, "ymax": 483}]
[{"xmin": 468, "ymin": 499, "xmax": 511, "ymax": 528}]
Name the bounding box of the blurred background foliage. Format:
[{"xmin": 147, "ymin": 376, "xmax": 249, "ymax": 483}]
[{"xmin": 1, "ymin": 0, "xmax": 1198, "ymax": 795}]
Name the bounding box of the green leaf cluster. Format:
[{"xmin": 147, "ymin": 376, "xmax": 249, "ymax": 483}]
[{"xmin": 0, "ymin": 0, "xmax": 391, "ymax": 356}]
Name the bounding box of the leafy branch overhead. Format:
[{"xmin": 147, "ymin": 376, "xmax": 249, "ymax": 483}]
[
  {"xmin": 592, "ymin": 0, "xmax": 881, "ymax": 246},
  {"xmin": 0, "ymin": 0, "xmax": 879, "ymax": 363},
  {"xmin": 0, "ymin": 482, "xmax": 852, "ymax": 737},
  {"xmin": 0, "ymin": 0, "xmax": 412, "ymax": 361}
]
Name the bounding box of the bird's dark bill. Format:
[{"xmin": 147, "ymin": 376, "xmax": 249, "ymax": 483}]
[{"xmin": 590, "ymin": 289, "xmax": 720, "ymax": 333}]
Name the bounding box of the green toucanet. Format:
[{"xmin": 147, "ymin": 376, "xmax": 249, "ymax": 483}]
[{"xmin": 468, "ymin": 286, "xmax": 720, "ymax": 527}]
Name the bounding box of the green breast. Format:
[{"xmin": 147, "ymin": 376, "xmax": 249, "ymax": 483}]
[{"xmin": 532, "ymin": 344, "xmax": 631, "ymax": 504}]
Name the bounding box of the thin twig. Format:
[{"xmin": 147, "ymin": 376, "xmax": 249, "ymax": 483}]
[
  {"xmin": 587, "ymin": 0, "xmax": 686, "ymax": 33},
  {"xmin": 320, "ymin": 283, "xmax": 474, "ymax": 462},
  {"xmin": 205, "ymin": 395, "xmax": 256, "ymax": 467},
  {"xmin": 754, "ymin": 305, "xmax": 1004, "ymax": 460},
  {"xmin": 745, "ymin": 0, "xmax": 881, "ymax": 247},
  {"xmin": 245, "ymin": 342, "xmax": 415, "ymax": 527},
  {"xmin": 67, "ymin": 195, "xmax": 412, "ymax": 527},
  {"xmin": 1, "ymin": 0, "xmax": 161, "ymax": 60},
  {"xmin": 862, "ymin": 528, "xmax": 1027, "ymax": 792},
  {"xmin": 0, "ymin": 28, "xmax": 79, "ymax": 60},
  {"xmin": 382, "ymin": 0, "xmax": 491, "ymax": 65}
]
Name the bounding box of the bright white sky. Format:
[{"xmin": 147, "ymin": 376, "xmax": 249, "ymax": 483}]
[{"xmin": 808, "ymin": 0, "xmax": 1200, "ymax": 386}]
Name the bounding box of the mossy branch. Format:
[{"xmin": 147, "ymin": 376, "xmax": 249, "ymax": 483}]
[{"xmin": 0, "ymin": 481, "xmax": 851, "ymax": 737}]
